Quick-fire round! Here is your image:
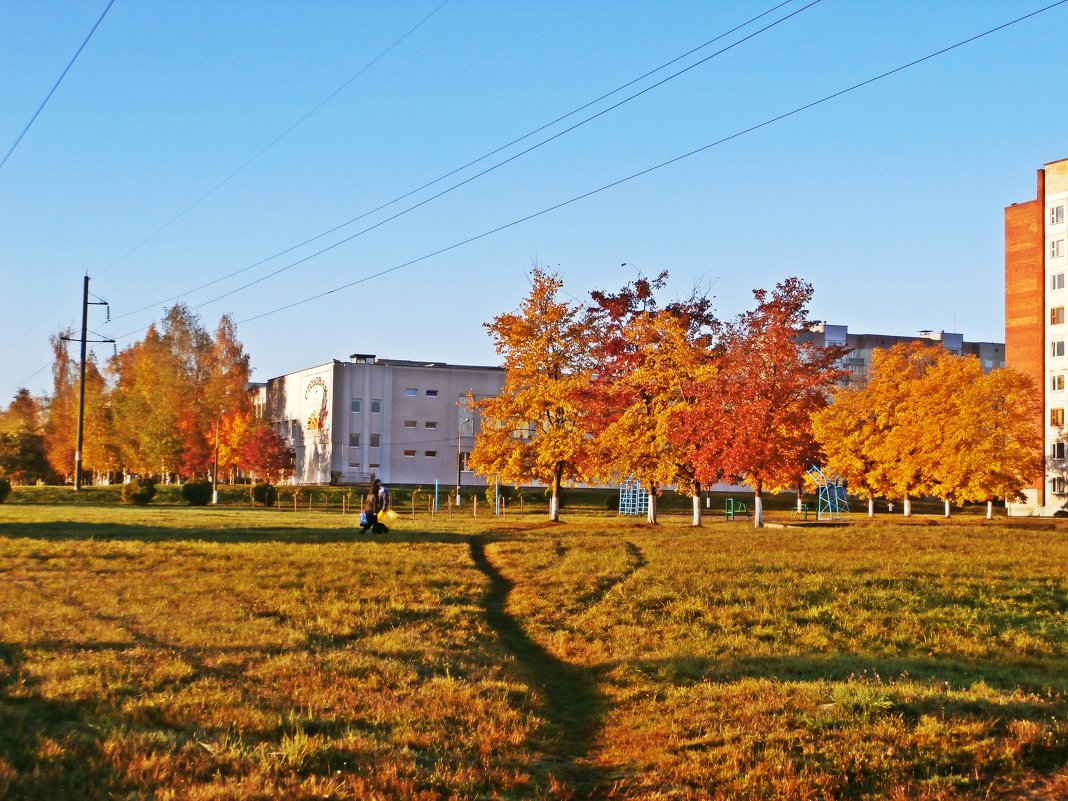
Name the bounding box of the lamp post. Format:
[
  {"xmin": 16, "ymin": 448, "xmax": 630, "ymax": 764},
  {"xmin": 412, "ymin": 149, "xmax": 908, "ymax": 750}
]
[{"xmin": 456, "ymin": 417, "xmax": 470, "ymax": 505}]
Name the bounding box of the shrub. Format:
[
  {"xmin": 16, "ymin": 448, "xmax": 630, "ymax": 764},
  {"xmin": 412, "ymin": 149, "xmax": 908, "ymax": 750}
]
[
  {"xmin": 0, "ymin": 477, "xmax": 10, "ymax": 503},
  {"xmin": 250, "ymin": 482, "xmax": 276, "ymax": 507},
  {"xmin": 603, "ymin": 492, "xmax": 620, "ymax": 511},
  {"xmin": 182, "ymin": 479, "xmax": 213, "ymax": 506},
  {"xmin": 121, "ymin": 477, "xmax": 156, "ymax": 505},
  {"xmin": 485, "ymin": 484, "xmax": 514, "ymax": 509}
]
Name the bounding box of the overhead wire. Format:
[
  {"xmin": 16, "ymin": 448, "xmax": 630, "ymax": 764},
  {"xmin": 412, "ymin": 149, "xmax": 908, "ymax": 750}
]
[
  {"xmin": 110, "ymin": 0, "xmax": 807, "ymax": 320},
  {"xmin": 98, "ymin": 0, "xmax": 453, "ymax": 276},
  {"xmin": 112, "ymin": 0, "xmax": 821, "ymax": 323},
  {"xmin": 220, "ymin": 0, "xmax": 1068, "ymax": 329},
  {"xmin": 0, "ymin": 0, "xmax": 116, "ymax": 173}
]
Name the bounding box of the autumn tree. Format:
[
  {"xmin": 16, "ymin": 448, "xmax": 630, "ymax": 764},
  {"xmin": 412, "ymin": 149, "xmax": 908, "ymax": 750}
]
[
  {"xmin": 691, "ymin": 278, "xmax": 846, "ymax": 528},
  {"xmin": 43, "ymin": 329, "xmax": 79, "ymax": 482},
  {"xmin": 468, "ymin": 268, "xmax": 595, "ymax": 522},
  {"xmin": 241, "ymin": 424, "xmax": 293, "ymax": 483},
  {"xmin": 583, "ymin": 271, "xmax": 718, "ymax": 524},
  {"xmin": 0, "ymin": 389, "xmax": 49, "ymax": 483}
]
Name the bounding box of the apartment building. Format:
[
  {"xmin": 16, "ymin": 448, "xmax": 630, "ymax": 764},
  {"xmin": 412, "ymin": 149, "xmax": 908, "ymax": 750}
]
[
  {"xmin": 253, "ymin": 354, "xmax": 504, "ymax": 488},
  {"xmin": 1005, "ymin": 157, "xmax": 1068, "ymax": 515},
  {"xmin": 800, "ymin": 324, "xmax": 1004, "ymax": 386}
]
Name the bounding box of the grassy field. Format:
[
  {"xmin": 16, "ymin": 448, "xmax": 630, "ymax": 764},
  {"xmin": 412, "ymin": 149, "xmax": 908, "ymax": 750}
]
[{"xmin": 0, "ymin": 504, "xmax": 1064, "ymax": 800}]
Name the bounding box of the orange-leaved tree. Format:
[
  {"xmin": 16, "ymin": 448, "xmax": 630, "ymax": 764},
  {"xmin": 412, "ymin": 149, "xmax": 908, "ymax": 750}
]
[
  {"xmin": 583, "ymin": 271, "xmax": 718, "ymax": 524},
  {"xmin": 694, "ymin": 278, "xmax": 846, "ymax": 528},
  {"xmin": 468, "ymin": 268, "xmax": 595, "ymax": 522}
]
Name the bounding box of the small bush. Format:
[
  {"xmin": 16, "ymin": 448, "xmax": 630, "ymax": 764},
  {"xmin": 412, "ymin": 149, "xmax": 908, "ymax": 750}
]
[
  {"xmin": 251, "ymin": 482, "xmax": 276, "ymax": 507},
  {"xmin": 485, "ymin": 484, "xmax": 514, "ymax": 508},
  {"xmin": 0, "ymin": 477, "xmax": 10, "ymax": 503},
  {"xmin": 603, "ymin": 493, "xmax": 620, "ymax": 511},
  {"xmin": 121, "ymin": 477, "xmax": 156, "ymax": 505},
  {"xmin": 182, "ymin": 479, "xmax": 213, "ymax": 506}
]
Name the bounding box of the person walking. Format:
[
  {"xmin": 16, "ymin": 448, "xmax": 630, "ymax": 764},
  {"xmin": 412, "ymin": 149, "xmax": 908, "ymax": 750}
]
[
  {"xmin": 372, "ymin": 481, "xmax": 391, "ymax": 534},
  {"xmin": 360, "ymin": 479, "xmax": 383, "ymax": 534}
]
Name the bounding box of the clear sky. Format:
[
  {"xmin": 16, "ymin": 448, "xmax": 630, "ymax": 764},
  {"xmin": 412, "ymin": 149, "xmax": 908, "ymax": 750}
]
[{"xmin": 3, "ymin": 0, "xmax": 1067, "ymax": 400}]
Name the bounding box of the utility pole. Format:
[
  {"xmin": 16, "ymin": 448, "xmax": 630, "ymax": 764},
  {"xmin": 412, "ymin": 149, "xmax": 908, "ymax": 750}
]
[{"xmin": 61, "ymin": 275, "xmax": 112, "ymax": 490}]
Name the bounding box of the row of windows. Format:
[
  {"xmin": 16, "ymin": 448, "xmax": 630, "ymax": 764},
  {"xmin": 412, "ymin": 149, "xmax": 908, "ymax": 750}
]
[
  {"xmin": 403, "ymin": 450, "xmax": 438, "ymax": 457},
  {"xmin": 350, "ymin": 391, "xmax": 440, "ymax": 413},
  {"xmin": 348, "ymin": 461, "xmax": 381, "ymax": 469}
]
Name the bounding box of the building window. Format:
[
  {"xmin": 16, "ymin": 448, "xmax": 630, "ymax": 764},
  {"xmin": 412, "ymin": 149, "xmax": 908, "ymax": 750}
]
[
  {"xmin": 1053, "ymin": 375, "xmax": 1065, "ymax": 392},
  {"xmin": 425, "ymin": 421, "xmax": 438, "ymax": 429},
  {"xmin": 1054, "ymin": 273, "xmax": 1066, "ymax": 291},
  {"xmin": 425, "ymin": 450, "xmax": 437, "ymax": 457},
  {"xmin": 404, "ymin": 420, "xmax": 417, "ymax": 429},
  {"xmin": 1052, "ymin": 408, "xmax": 1065, "ymax": 427},
  {"xmin": 1052, "ymin": 476, "xmax": 1065, "ymax": 494},
  {"xmin": 405, "ymin": 388, "xmax": 418, "ymax": 396},
  {"xmin": 426, "ymin": 389, "xmax": 438, "ymax": 397},
  {"xmin": 369, "ymin": 462, "xmax": 380, "ymax": 470},
  {"xmin": 1053, "ymin": 442, "xmax": 1066, "ymax": 460},
  {"xmin": 1052, "ymin": 205, "xmax": 1065, "ymax": 225},
  {"xmin": 1053, "ymin": 307, "xmax": 1065, "ymax": 325},
  {"xmin": 403, "ymin": 449, "xmax": 416, "ymax": 457},
  {"xmin": 351, "ymin": 399, "xmax": 362, "ymax": 413},
  {"xmin": 1053, "ymin": 240, "xmax": 1065, "ymax": 259},
  {"xmin": 371, "ymin": 399, "xmax": 382, "ymax": 413},
  {"xmin": 1053, "ymin": 341, "xmax": 1066, "ymax": 358},
  {"xmin": 348, "ymin": 459, "xmax": 360, "ymax": 468},
  {"xmin": 349, "ymin": 433, "xmax": 361, "ymax": 447},
  {"xmin": 370, "ymin": 433, "xmax": 381, "ymax": 448}
]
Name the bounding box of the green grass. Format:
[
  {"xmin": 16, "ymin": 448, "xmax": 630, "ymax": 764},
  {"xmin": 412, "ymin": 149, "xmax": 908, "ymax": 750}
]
[{"xmin": 0, "ymin": 505, "xmax": 1065, "ymax": 799}]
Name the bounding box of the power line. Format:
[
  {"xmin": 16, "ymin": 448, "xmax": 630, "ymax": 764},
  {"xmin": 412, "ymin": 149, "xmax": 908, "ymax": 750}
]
[
  {"xmin": 113, "ymin": 0, "xmax": 820, "ymax": 322},
  {"xmin": 97, "ymin": 0, "xmax": 452, "ymax": 276},
  {"xmin": 0, "ymin": 0, "xmax": 116, "ymax": 173},
  {"xmin": 226, "ymin": 0, "xmax": 1068, "ymax": 329}
]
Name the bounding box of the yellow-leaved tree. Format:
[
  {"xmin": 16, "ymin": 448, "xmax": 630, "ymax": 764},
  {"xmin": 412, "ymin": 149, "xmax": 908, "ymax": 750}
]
[{"xmin": 468, "ymin": 268, "xmax": 594, "ymax": 521}]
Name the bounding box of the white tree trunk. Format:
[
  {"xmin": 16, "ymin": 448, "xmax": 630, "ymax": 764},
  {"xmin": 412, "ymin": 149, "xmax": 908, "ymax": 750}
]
[
  {"xmin": 549, "ymin": 494, "xmax": 559, "ymax": 522},
  {"xmin": 987, "ymin": 500, "xmax": 993, "ymax": 520},
  {"xmin": 868, "ymin": 497, "xmax": 874, "ymax": 517},
  {"xmin": 647, "ymin": 490, "xmax": 657, "ymax": 524},
  {"xmin": 753, "ymin": 494, "xmax": 764, "ymax": 528},
  {"xmin": 692, "ymin": 494, "xmax": 702, "ymax": 527},
  {"xmin": 904, "ymin": 497, "xmax": 912, "ymax": 517},
  {"xmin": 944, "ymin": 499, "xmax": 951, "ymax": 518}
]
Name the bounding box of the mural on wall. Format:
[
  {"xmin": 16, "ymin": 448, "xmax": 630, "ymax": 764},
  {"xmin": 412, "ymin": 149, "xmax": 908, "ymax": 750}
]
[{"xmin": 303, "ymin": 375, "xmax": 331, "ymax": 483}]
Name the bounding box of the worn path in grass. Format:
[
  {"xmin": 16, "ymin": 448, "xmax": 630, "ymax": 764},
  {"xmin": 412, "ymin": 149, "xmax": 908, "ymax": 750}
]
[{"xmin": 469, "ymin": 534, "xmax": 619, "ymax": 798}]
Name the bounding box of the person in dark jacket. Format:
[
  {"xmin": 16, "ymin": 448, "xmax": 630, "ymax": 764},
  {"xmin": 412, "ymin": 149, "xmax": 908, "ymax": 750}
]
[{"xmin": 360, "ymin": 479, "xmax": 391, "ymax": 534}]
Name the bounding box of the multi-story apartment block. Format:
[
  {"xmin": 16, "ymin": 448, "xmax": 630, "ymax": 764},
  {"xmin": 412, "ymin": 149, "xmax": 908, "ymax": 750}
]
[
  {"xmin": 253, "ymin": 354, "xmax": 504, "ymax": 488},
  {"xmin": 801, "ymin": 324, "xmax": 1004, "ymax": 386},
  {"xmin": 1005, "ymin": 157, "xmax": 1068, "ymax": 515}
]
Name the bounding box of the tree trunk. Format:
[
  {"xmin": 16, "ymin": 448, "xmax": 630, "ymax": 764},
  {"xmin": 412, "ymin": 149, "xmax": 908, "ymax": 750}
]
[
  {"xmin": 986, "ymin": 500, "xmax": 993, "ymax": 520},
  {"xmin": 944, "ymin": 499, "xmax": 951, "ymax": 518},
  {"xmin": 903, "ymin": 496, "xmax": 912, "ymax": 517},
  {"xmin": 868, "ymin": 497, "xmax": 874, "ymax": 517},
  {"xmin": 753, "ymin": 492, "xmax": 764, "ymax": 528},
  {"xmin": 549, "ymin": 493, "xmax": 559, "ymax": 522},
  {"xmin": 647, "ymin": 488, "xmax": 657, "ymax": 525},
  {"xmin": 692, "ymin": 494, "xmax": 702, "ymax": 527}
]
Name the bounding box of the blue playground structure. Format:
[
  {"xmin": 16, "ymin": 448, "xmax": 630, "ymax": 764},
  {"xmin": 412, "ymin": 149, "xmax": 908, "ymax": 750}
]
[
  {"xmin": 806, "ymin": 465, "xmax": 850, "ymax": 521},
  {"xmin": 618, "ymin": 476, "xmax": 649, "ymax": 516}
]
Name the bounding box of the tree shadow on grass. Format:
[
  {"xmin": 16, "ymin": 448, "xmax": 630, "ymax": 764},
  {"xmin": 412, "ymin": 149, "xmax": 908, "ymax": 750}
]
[
  {"xmin": 0, "ymin": 519, "xmax": 479, "ymax": 545},
  {"xmin": 468, "ymin": 535, "xmax": 612, "ymax": 799},
  {"xmin": 0, "ymin": 642, "xmax": 130, "ymax": 800}
]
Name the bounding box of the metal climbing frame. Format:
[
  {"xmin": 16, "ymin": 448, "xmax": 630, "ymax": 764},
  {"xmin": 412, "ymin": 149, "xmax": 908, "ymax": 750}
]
[
  {"xmin": 806, "ymin": 465, "xmax": 851, "ymax": 521},
  {"xmin": 618, "ymin": 476, "xmax": 649, "ymax": 516}
]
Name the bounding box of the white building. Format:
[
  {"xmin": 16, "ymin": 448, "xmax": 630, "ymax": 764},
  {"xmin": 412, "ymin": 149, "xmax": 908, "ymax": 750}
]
[{"xmin": 253, "ymin": 354, "xmax": 504, "ymax": 488}]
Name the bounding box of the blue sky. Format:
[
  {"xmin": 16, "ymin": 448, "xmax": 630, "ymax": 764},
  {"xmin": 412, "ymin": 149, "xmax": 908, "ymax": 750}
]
[{"xmin": 2, "ymin": 0, "xmax": 1067, "ymax": 400}]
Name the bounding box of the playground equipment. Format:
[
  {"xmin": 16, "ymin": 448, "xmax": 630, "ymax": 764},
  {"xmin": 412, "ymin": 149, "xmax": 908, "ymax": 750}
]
[
  {"xmin": 724, "ymin": 497, "xmax": 750, "ymax": 521},
  {"xmin": 806, "ymin": 465, "xmax": 851, "ymax": 521},
  {"xmin": 618, "ymin": 477, "xmax": 649, "ymax": 516}
]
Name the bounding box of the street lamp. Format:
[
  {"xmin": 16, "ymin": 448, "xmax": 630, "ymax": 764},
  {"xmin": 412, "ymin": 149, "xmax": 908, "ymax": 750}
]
[
  {"xmin": 212, "ymin": 414, "xmax": 225, "ymax": 505},
  {"xmin": 457, "ymin": 417, "xmax": 470, "ymax": 505}
]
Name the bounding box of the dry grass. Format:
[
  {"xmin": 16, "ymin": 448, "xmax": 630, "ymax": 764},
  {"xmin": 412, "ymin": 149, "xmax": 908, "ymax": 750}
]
[{"xmin": 0, "ymin": 505, "xmax": 1065, "ymax": 799}]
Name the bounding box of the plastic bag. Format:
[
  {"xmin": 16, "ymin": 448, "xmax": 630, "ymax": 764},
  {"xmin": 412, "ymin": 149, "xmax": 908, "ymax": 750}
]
[
  {"xmin": 380, "ymin": 509, "xmax": 397, "ymax": 524},
  {"xmin": 359, "ymin": 512, "xmax": 368, "ymax": 526}
]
